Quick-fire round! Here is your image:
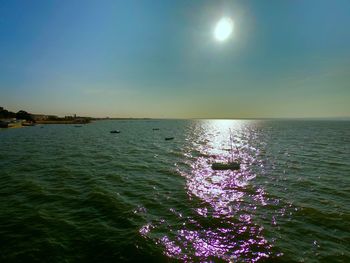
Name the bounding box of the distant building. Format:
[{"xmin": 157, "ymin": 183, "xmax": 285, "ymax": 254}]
[{"xmin": 32, "ymin": 114, "xmax": 58, "ymax": 121}]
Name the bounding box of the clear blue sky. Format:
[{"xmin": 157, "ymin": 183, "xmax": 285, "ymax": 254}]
[{"xmin": 1, "ymin": 0, "xmax": 349, "ymax": 118}]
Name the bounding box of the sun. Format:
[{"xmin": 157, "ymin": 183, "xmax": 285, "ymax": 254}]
[{"xmin": 214, "ymin": 17, "xmax": 234, "ymax": 42}]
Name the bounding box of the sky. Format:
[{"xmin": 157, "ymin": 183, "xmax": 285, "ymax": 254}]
[{"xmin": 1, "ymin": 0, "xmax": 350, "ymax": 118}]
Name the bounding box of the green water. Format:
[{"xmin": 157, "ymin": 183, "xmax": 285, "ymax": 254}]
[{"xmin": 0, "ymin": 120, "xmax": 349, "ymax": 262}]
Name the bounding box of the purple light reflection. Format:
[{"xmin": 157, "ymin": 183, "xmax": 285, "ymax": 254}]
[{"xmin": 140, "ymin": 120, "xmax": 277, "ymax": 262}]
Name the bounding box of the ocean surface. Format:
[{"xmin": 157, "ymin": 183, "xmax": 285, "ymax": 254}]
[{"xmin": 0, "ymin": 120, "xmax": 349, "ymax": 262}]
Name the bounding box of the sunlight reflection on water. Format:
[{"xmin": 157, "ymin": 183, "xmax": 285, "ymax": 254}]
[{"xmin": 140, "ymin": 120, "xmax": 275, "ymax": 262}]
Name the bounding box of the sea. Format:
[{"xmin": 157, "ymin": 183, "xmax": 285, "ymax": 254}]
[{"xmin": 0, "ymin": 120, "xmax": 349, "ymax": 262}]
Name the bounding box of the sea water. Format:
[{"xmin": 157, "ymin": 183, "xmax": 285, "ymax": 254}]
[{"xmin": 0, "ymin": 120, "xmax": 349, "ymax": 262}]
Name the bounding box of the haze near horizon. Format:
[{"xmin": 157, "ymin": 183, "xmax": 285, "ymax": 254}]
[{"xmin": 1, "ymin": 0, "xmax": 350, "ymax": 118}]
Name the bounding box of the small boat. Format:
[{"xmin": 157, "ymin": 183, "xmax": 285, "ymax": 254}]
[
  {"xmin": 22, "ymin": 122, "xmax": 36, "ymax": 126},
  {"xmin": 211, "ymin": 129, "xmax": 241, "ymax": 171},
  {"xmin": 110, "ymin": 130, "xmax": 120, "ymax": 134},
  {"xmin": 74, "ymin": 125, "xmax": 82, "ymax": 128},
  {"xmin": 165, "ymin": 137, "xmax": 174, "ymax": 141},
  {"xmin": 152, "ymin": 128, "xmax": 160, "ymax": 131},
  {"xmin": 211, "ymin": 162, "xmax": 240, "ymax": 170}
]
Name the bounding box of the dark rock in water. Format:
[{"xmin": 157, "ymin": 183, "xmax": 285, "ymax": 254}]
[
  {"xmin": 211, "ymin": 162, "xmax": 240, "ymax": 170},
  {"xmin": 110, "ymin": 130, "xmax": 120, "ymax": 134},
  {"xmin": 165, "ymin": 137, "xmax": 174, "ymax": 141}
]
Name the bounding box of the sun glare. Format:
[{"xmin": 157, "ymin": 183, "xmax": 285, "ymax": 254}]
[{"xmin": 214, "ymin": 17, "xmax": 234, "ymax": 42}]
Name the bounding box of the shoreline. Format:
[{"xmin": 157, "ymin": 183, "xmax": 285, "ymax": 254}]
[{"xmin": 35, "ymin": 120, "xmax": 90, "ymax": 124}]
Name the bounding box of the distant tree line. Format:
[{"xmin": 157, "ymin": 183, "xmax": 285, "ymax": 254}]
[{"xmin": 0, "ymin": 107, "xmax": 34, "ymax": 121}]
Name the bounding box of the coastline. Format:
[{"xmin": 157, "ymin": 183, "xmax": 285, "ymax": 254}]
[{"xmin": 35, "ymin": 120, "xmax": 91, "ymax": 124}]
